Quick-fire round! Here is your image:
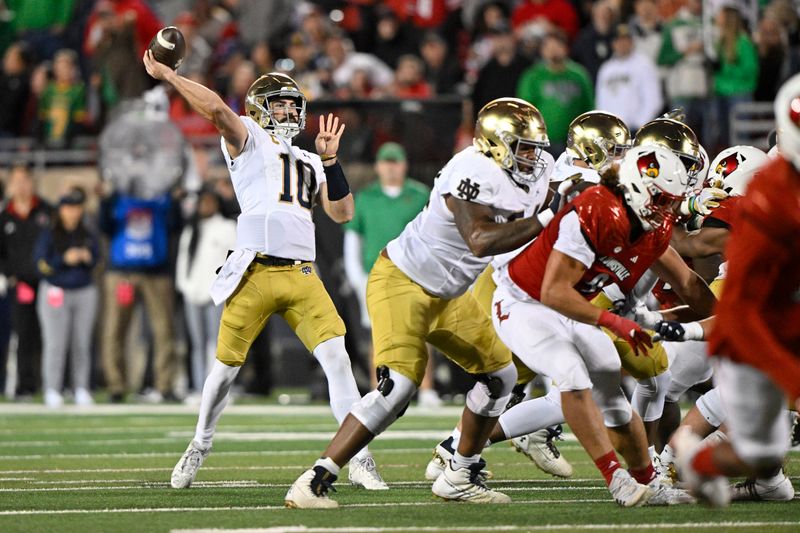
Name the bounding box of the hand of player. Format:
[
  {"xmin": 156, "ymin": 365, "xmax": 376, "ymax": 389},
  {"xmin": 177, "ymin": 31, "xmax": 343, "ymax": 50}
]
[
  {"xmin": 598, "ymin": 310, "xmax": 653, "ymax": 356},
  {"xmin": 653, "ymin": 320, "xmax": 686, "ymax": 342},
  {"xmin": 633, "ymin": 306, "xmax": 663, "ymax": 329},
  {"xmin": 315, "ymin": 113, "xmax": 346, "ymax": 160},
  {"xmin": 143, "ymin": 49, "xmax": 174, "ymax": 82},
  {"xmin": 680, "ymin": 188, "xmax": 727, "ymax": 217}
]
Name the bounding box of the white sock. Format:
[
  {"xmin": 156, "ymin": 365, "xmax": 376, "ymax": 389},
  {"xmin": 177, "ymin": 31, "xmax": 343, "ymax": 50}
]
[
  {"xmin": 451, "ymin": 451, "xmax": 480, "ymax": 470},
  {"xmin": 313, "ymin": 337, "xmax": 370, "ymax": 460},
  {"xmin": 193, "ymin": 360, "xmax": 240, "ymax": 448},
  {"xmin": 498, "ymin": 387, "xmax": 565, "ymax": 440},
  {"xmin": 451, "ymin": 427, "xmax": 462, "ymax": 449},
  {"xmin": 314, "ymin": 457, "xmax": 341, "ymax": 476},
  {"xmin": 648, "ymin": 445, "xmax": 656, "ymax": 462},
  {"xmin": 660, "ymin": 444, "xmax": 675, "ymax": 466}
]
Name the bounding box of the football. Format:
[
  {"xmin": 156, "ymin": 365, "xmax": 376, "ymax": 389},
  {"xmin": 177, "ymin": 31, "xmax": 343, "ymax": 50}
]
[{"xmin": 148, "ymin": 26, "xmax": 186, "ymax": 70}]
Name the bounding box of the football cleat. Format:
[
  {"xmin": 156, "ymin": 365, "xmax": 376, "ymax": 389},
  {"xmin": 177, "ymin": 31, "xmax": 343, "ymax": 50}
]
[
  {"xmin": 425, "ymin": 437, "xmax": 492, "ymax": 481},
  {"xmin": 285, "ymin": 466, "xmax": 339, "ymax": 509},
  {"xmin": 431, "ymin": 459, "xmax": 511, "ymax": 504},
  {"xmin": 171, "ymin": 440, "xmax": 211, "ymax": 488},
  {"xmin": 673, "ymin": 426, "xmax": 730, "ymax": 507},
  {"xmin": 731, "ymin": 472, "xmax": 795, "ymax": 502},
  {"xmin": 510, "ymin": 425, "xmax": 573, "ymax": 478},
  {"xmin": 646, "ymin": 479, "xmax": 695, "ymax": 505},
  {"xmin": 348, "ymin": 455, "xmax": 389, "ymax": 490},
  {"xmin": 608, "ymin": 468, "xmax": 654, "ymax": 507}
]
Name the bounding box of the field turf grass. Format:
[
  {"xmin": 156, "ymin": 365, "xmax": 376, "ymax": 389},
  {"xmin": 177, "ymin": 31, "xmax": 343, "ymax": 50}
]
[{"xmin": 0, "ymin": 403, "xmax": 799, "ymax": 532}]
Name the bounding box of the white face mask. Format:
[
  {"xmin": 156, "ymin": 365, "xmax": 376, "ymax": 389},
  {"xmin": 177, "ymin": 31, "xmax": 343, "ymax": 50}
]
[{"xmin": 381, "ymin": 185, "xmax": 403, "ymax": 198}]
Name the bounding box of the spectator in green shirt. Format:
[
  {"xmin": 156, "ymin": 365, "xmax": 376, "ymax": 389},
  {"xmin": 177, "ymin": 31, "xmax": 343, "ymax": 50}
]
[
  {"xmin": 343, "ymin": 142, "xmax": 440, "ymax": 405},
  {"xmin": 709, "ymin": 5, "xmax": 759, "ymax": 150},
  {"xmin": 6, "ymin": 0, "xmax": 74, "ymax": 60},
  {"xmin": 38, "ymin": 49, "xmax": 88, "ymax": 148},
  {"xmin": 517, "ymin": 31, "xmax": 594, "ymax": 156}
]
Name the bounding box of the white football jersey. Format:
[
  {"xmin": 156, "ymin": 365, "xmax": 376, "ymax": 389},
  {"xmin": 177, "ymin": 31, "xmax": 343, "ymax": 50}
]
[
  {"xmin": 550, "ymin": 152, "xmax": 601, "ymax": 185},
  {"xmin": 221, "ymin": 117, "xmax": 326, "ymax": 261},
  {"xmin": 387, "ymin": 146, "xmax": 552, "ymax": 298}
]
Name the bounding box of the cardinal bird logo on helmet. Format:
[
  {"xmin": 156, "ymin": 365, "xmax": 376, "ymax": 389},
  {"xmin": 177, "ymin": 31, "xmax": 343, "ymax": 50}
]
[
  {"xmin": 637, "ymin": 151, "xmax": 660, "ymax": 178},
  {"xmin": 714, "ymin": 152, "xmax": 742, "ymax": 178}
]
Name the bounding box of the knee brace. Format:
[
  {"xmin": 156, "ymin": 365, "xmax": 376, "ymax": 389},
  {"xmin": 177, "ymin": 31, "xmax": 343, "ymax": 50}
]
[
  {"xmin": 696, "ymin": 387, "xmax": 727, "ymax": 428},
  {"xmin": 467, "ymin": 363, "xmax": 517, "ymax": 417},
  {"xmin": 590, "ymin": 371, "xmax": 632, "ymax": 428},
  {"xmin": 350, "ymin": 366, "xmax": 416, "ymax": 435}
]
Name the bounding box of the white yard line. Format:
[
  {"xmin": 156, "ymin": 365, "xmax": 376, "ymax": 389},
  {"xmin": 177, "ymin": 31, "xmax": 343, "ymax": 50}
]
[
  {"xmin": 0, "ymin": 500, "xmax": 616, "ymax": 515},
  {"xmin": 169, "ymin": 524, "xmax": 800, "ymax": 533},
  {"xmin": 0, "ymin": 404, "xmax": 465, "ymax": 416},
  {"xmin": 0, "ymin": 447, "xmax": 433, "ymax": 460},
  {"xmin": 0, "ymin": 483, "xmax": 610, "ymax": 492}
]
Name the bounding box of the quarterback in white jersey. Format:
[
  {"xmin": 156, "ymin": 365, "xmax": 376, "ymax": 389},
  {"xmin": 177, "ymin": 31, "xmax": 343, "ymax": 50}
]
[
  {"xmin": 286, "ymin": 98, "xmax": 558, "ymax": 508},
  {"xmin": 143, "ymin": 56, "xmax": 387, "ymax": 491}
]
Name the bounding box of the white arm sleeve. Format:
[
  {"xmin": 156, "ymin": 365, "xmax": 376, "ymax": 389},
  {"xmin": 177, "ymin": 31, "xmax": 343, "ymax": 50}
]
[
  {"xmin": 343, "ymin": 230, "xmax": 368, "ymax": 298},
  {"xmin": 553, "ymin": 211, "xmax": 595, "ymax": 268}
]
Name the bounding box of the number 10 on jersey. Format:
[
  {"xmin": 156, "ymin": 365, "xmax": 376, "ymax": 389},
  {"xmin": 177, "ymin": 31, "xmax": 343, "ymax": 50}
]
[{"xmin": 278, "ymin": 153, "xmax": 316, "ymax": 210}]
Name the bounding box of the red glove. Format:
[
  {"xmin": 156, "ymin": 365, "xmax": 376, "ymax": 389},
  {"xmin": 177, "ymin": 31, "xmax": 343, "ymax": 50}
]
[{"xmin": 598, "ymin": 310, "xmax": 653, "ymax": 356}]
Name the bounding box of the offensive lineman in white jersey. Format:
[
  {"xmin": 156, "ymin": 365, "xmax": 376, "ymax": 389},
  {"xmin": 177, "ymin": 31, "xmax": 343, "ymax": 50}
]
[
  {"xmin": 142, "ymin": 55, "xmax": 387, "ymax": 490},
  {"xmin": 286, "ymin": 98, "xmax": 557, "ymax": 508},
  {"xmin": 424, "ymin": 111, "xmax": 630, "ymax": 481}
]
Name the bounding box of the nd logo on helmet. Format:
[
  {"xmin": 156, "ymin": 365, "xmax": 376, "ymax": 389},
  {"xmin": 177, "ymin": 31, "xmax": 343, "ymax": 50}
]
[{"xmin": 637, "ymin": 151, "xmax": 660, "ymax": 178}]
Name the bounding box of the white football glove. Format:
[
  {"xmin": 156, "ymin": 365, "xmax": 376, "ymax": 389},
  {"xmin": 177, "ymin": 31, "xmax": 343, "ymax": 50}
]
[
  {"xmin": 633, "ymin": 306, "xmax": 663, "ymax": 329},
  {"xmin": 679, "ymin": 187, "xmax": 727, "ymax": 217}
]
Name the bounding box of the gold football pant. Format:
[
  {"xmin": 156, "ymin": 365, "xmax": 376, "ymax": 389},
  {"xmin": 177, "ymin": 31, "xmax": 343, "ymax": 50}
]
[
  {"xmin": 591, "ymin": 292, "xmax": 668, "ymax": 379},
  {"xmin": 368, "ymin": 255, "xmax": 511, "ymax": 387},
  {"xmin": 216, "ymin": 261, "xmax": 345, "ymax": 366}
]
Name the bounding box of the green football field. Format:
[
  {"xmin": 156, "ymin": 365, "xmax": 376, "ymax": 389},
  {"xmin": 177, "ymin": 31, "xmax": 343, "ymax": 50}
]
[{"xmin": 1, "ymin": 402, "xmax": 799, "ymax": 533}]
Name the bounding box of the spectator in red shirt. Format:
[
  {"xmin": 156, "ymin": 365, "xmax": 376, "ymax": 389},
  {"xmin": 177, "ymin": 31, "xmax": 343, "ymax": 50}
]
[
  {"xmin": 391, "ymin": 54, "xmax": 432, "ymax": 99},
  {"xmin": 84, "ymin": 0, "xmax": 162, "ymax": 58},
  {"xmin": 512, "ymin": 0, "xmax": 579, "ymax": 41}
]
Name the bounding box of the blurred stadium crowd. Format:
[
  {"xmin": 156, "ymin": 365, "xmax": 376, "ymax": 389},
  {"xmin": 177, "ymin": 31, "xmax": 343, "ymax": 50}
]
[{"xmin": 0, "ymin": 0, "xmax": 796, "ymax": 406}]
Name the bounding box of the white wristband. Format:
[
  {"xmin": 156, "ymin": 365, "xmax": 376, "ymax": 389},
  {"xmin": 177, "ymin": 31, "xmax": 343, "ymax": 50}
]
[
  {"xmin": 536, "ymin": 208, "xmax": 555, "ymax": 228},
  {"xmin": 684, "ymin": 321, "xmax": 704, "ymax": 341}
]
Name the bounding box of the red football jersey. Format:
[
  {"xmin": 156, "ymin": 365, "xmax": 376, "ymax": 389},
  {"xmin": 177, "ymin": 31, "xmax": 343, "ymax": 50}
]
[
  {"xmin": 509, "ymin": 185, "xmax": 673, "ymax": 301},
  {"xmin": 703, "ymin": 195, "xmax": 742, "ymax": 229},
  {"xmin": 708, "ymin": 157, "xmax": 800, "ymax": 400}
]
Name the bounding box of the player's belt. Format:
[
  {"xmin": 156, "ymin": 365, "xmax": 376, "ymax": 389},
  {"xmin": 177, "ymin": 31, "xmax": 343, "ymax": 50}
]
[{"xmin": 253, "ymin": 254, "xmax": 304, "ymax": 267}]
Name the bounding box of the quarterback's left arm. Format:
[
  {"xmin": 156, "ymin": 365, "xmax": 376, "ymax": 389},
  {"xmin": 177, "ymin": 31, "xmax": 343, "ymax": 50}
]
[
  {"xmin": 650, "ymin": 245, "xmax": 716, "ymax": 318},
  {"xmin": 316, "ymin": 113, "xmax": 354, "ymax": 224}
]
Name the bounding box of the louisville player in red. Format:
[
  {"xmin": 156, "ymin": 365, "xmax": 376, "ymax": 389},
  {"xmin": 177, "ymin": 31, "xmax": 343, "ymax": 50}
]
[
  {"xmin": 640, "ymin": 145, "xmax": 770, "ymax": 460},
  {"xmin": 673, "ymin": 76, "xmax": 800, "ymax": 506},
  {"xmin": 491, "ymin": 146, "xmax": 716, "ymax": 506}
]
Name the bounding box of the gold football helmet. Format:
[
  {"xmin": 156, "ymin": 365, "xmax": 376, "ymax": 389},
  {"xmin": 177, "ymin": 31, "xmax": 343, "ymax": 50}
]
[
  {"xmin": 633, "ymin": 118, "xmax": 701, "ymax": 179},
  {"xmin": 474, "ymin": 97, "xmax": 550, "ymax": 182},
  {"xmin": 245, "ymin": 72, "xmax": 306, "ymax": 139},
  {"xmin": 566, "ymin": 111, "xmax": 631, "ymax": 171}
]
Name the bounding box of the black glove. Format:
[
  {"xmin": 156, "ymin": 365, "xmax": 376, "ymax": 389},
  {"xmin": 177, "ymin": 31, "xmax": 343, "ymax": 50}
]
[{"xmin": 654, "ymin": 320, "xmax": 686, "ymax": 342}]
